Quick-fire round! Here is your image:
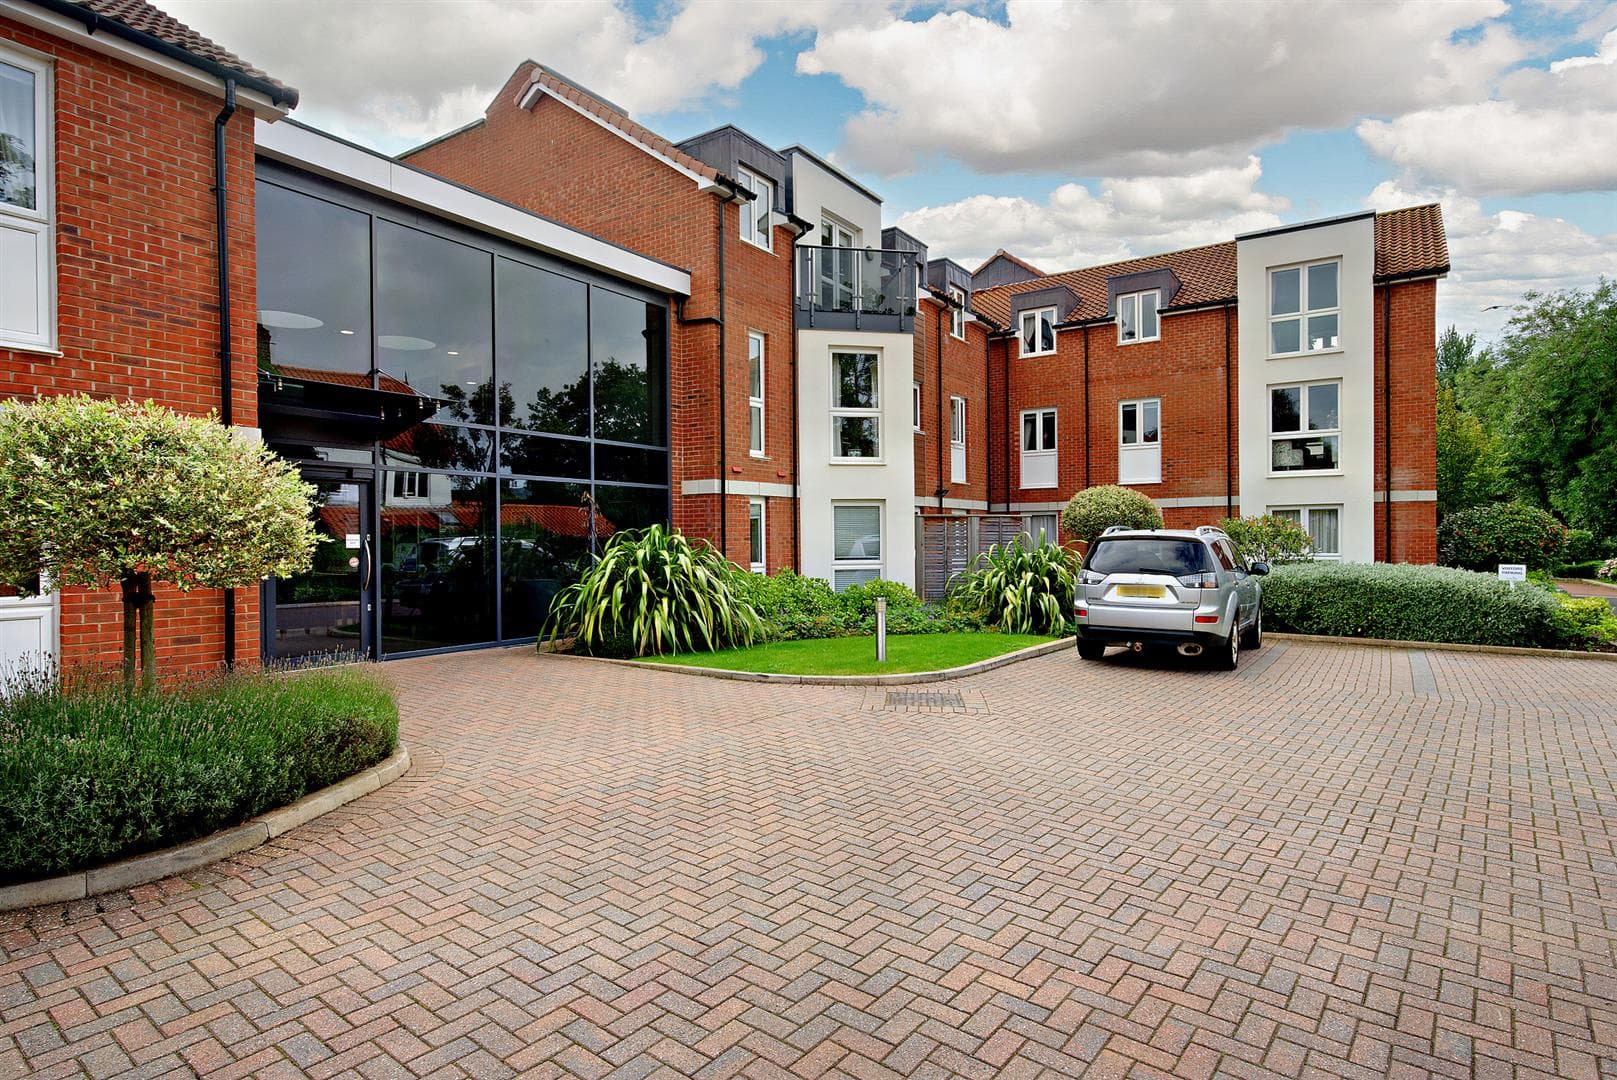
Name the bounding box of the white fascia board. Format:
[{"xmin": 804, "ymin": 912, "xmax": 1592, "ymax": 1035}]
[
  {"xmin": 0, "ymin": 1, "xmax": 287, "ymax": 118},
  {"xmin": 254, "ymin": 119, "xmax": 691, "ymax": 297},
  {"xmin": 517, "ymin": 81, "xmax": 729, "ymax": 196}
]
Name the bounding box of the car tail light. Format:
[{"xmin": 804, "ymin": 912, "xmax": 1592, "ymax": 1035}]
[
  {"xmin": 1177, "ymin": 572, "xmax": 1219, "ymax": 589},
  {"xmin": 1194, "ymin": 614, "xmax": 1219, "ymax": 624},
  {"xmin": 1079, "ymin": 569, "xmax": 1105, "ymax": 585},
  {"xmin": 1074, "ymin": 607, "xmax": 1087, "ymax": 618}
]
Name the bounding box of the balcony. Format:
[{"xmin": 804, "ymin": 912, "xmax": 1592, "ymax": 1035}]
[{"xmin": 795, "ymin": 245, "xmax": 918, "ymax": 333}]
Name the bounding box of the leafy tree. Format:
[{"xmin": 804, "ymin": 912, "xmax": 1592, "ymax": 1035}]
[
  {"xmin": 1436, "ymin": 326, "xmax": 1482, "ymax": 390},
  {"xmin": 1489, "ymin": 281, "xmax": 1617, "ymax": 536},
  {"xmin": 1435, "ymin": 385, "xmax": 1506, "ymax": 518},
  {"xmin": 0, "ymin": 396, "xmax": 317, "ymax": 689},
  {"xmin": 1218, "ymin": 515, "xmax": 1314, "ymax": 564},
  {"xmin": 1060, "ymin": 485, "xmax": 1162, "ymax": 546}
]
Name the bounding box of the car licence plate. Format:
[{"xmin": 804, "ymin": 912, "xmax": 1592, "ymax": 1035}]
[{"xmin": 1116, "ymin": 584, "xmax": 1166, "ymax": 599}]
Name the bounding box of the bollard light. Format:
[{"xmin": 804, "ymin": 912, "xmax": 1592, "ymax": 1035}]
[{"xmin": 875, "ymin": 596, "xmax": 887, "ymax": 663}]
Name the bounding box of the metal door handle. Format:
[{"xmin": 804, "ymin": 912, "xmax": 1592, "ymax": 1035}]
[{"xmin": 360, "ymin": 535, "xmax": 372, "ymax": 591}]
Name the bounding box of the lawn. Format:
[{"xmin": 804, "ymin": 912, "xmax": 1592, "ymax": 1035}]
[{"xmin": 642, "ymin": 632, "xmax": 1060, "ymax": 675}]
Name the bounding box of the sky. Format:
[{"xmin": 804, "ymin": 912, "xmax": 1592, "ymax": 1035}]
[{"xmin": 156, "ymin": 0, "xmax": 1617, "ymax": 342}]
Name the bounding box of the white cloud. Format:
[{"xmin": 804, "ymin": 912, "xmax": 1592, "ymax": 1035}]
[
  {"xmin": 1358, "ymin": 28, "xmax": 1617, "ymax": 195},
  {"xmin": 1366, "ymin": 181, "xmax": 1617, "ymax": 339},
  {"xmin": 895, "ymin": 157, "xmax": 1290, "ymax": 274},
  {"xmin": 799, "ymin": 0, "xmax": 1522, "ymax": 177},
  {"xmin": 151, "ymin": 0, "xmax": 882, "ymax": 150}
]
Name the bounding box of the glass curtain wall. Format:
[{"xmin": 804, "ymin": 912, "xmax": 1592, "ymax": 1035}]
[{"xmin": 256, "ymin": 171, "xmax": 671, "ymax": 657}]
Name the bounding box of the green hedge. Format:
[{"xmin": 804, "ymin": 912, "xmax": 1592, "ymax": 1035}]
[
  {"xmin": 733, "ymin": 571, "xmax": 982, "ymax": 641},
  {"xmin": 1260, "ymin": 562, "xmax": 1568, "ymax": 647},
  {"xmin": 0, "ymin": 666, "xmax": 398, "ymax": 883}
]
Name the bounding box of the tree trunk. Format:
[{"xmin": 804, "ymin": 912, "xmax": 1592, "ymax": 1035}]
[{"xmin": 119, "ymin": 571, "xmax": 156, "ymax": 692}]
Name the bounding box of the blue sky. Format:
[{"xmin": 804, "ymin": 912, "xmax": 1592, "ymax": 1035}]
[{"xmin": 161, "ymin": 0, "xmax": 1617, "ymax": 340}]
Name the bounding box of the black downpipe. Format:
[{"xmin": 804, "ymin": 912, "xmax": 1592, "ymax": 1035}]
[
  {"xmin": 982, "ymin": 327, "xmax": 992, "ymax": 509},
  {"xmin": 1383, "ymin": 286, "xmax": 1393, "ymax": 562},
  {"xmin": 214, "ymin": 78, "xmax": 238, "ymax": 668},
  {"xmin": 935, "ymin": 304, "xmax": 946, "ymax": 511},
  {"xmin": 1082, "ymin": 325, "xmax": 1092, "ymax": 490},
  {"xmin": 790, "ymin": 260, "xmax": 801, "ymax": 572},
  {"xmin": 1224, "ymin": 306, "xmax": 1234, "ymax": 518},
  {"xmin": 1001, "ymin": 333, "xmax": 1011, "ymax": 511},
  {"xmin": 716, "ymin": 196, "xmax": 729, "ymax": 559}
]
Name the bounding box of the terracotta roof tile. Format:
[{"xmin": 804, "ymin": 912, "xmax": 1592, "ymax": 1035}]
[
  {"xmin": 67, "ymin": 0, "xmax": 296, "ymax": 102},
  {"xmin": 970, "ymin": 205, "xmax": 1448, "ymax": 328},
  {"xmin": 518, "ymin": 68, "xmax": 730, "ymax": 188}
]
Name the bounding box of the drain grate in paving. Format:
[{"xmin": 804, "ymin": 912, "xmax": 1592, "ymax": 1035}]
[{"xmin": 885, "ymin": 690, "xmax": 965, "ymax": 708}]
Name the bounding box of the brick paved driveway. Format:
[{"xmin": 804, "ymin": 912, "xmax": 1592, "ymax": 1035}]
[{"xmin": 3, "ymin": 641, "xmax": 1617, "ymax": 1079}]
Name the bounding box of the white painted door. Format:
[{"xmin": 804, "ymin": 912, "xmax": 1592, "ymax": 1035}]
[{"xmin": 0, "ymin": 583, "xmax": 57, "ymax": 683}]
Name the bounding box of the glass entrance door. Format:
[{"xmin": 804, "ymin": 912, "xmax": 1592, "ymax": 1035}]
[{"xmin": 268, "ymin": 478, "xmax": 375, "ymax": 662}]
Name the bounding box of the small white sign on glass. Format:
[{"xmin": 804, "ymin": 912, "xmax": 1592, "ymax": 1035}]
[
  {"xmin": 1497, "ymin": 563, "xmax": 1527, "ymax": 584},
  {"xmin": 345, "ymin": 533, "xmax": 361, "ymax": 550}
]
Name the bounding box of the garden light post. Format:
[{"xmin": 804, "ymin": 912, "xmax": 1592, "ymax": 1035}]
[{"xmin": 876, "ymin": 596, "xmax": 887, "ymax": 662}]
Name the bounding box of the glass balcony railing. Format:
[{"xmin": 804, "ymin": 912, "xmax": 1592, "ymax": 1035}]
[{"xmin": 796, "ymin": 245, "xmax": 919, "ymax": 330}]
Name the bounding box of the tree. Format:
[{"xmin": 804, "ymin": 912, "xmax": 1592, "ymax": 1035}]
[
  {"xmin": 1435, "ymin": 385, "xmax": 1506, "ymax": 518},
  {"xmin": 0, "ymin": 396, "xmax": 317, "ymax": 689},
  {"xmin": 1060, "ymin": 485, "xmax": 1163, "ymax": 546}
]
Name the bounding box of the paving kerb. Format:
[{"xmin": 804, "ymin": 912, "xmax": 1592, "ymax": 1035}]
[{"xmin": 0, "ymin": 744, "xmax": 411, "ymax": 912}]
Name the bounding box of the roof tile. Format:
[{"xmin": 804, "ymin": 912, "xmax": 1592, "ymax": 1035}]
[{"xmin": 68, "ymin": 0, "xmax": 295, "ymax": 101}]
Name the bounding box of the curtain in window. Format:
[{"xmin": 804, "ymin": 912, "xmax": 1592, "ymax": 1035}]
[{"xmin": 1308, "ymin": 509, "xmax": 1340, "ymax": 555}]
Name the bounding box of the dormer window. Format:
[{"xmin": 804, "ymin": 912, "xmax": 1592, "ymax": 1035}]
[
  {"xmin": 947, "ymin": 285, "xmax": 966, "ymax": 339},
  {"xmin": 1117, "ymin": 290, "xmax": 1159, "ymax": 344},
  {"xmin": 736, "ymin": 166, "xmax": 773, "ymax": 251},
  {"xmin": 1019, "ymin": 307, "xmax": 1056, "ymax": 357}
]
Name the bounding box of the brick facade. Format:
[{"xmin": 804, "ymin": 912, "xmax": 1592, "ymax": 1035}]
[
  {"xmin": 0, "ymin": 14, "xmax": 263, "ymax": 674},
  {"xmin": 912, "ymin": 297, "xmax": 991, "ymax": 513},
  {"xmin": 403, "ymin": 62, "xmax": 798, "ymax": 570}
]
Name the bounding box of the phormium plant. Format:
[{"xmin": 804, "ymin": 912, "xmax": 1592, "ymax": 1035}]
[
  {"xmin": 949, "ymin": 537, "xmax": 1077, "ymax": 635},
  {"xmin": 544, "ymin": 524, "xmax": 763, "ymax": 656}
]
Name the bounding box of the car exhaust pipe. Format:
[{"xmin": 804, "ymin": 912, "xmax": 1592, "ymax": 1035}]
[
  {"xmin": 1177, "ymin": 642, "xmax": 1203, "ymax": 658},
  {"xmin": 1130, "ymin": 641, "xmax": 1145, "ymax": 654}
]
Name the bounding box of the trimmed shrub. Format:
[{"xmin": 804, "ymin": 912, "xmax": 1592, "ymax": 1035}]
[
  {"xmin": 1551, "ymin": 595, "xmax": 1617, "ymax": 647},
  {"xmin": 546, "ymin": 525, "xmax": 762, "ymax": 656},
  {"xmin": 1218, "ymin": 515, "xmax": 1314, "ymax": 564},
  {"xmin": 0, "ymin": 666, "xmax": 397, "ymax": 883},
  {"xmin": 1260, "ymin": 562, "xmax": 1564, "ymax": 647},
  {"xmin": 949, "ymin": 538, "xmax": 1077, "ymax": 634},
  {"xmin": 1061, "ymin": 485, "xmax": 1162, "ymax": 547},
  {"xmin": 734, "ymin": 571, "xmax": 980, "ymax": 640},
  {"xmin": 1438, "ymin": 500, "xmax": 1569, "ymax": 571}
]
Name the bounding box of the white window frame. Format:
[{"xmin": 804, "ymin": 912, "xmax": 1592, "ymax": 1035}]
[
  {"xmin": 1268, "ymin": 258, "xmax": 1340, "ymax": 357},
  {"xmin": 1019, "ymin": 407, "xmax": 1058, "ymax": 490},
  {"xmin": 1268, "ymin": 379, "xmax": 1342, "ymax": 475},
  {"xmin": 736, "ymin": 166, "xmax": 773, "ymax": 252},
  {"xmin": 832, "ymin": 502, "xmax": 883, "ymax": 591},
  {"xmin": 748, "ymin": 498, "xmax": 766, "ymax": 572},
  {"xmin": 1269, "ymin": 505, "xmax": 1341, "ymax": 560},
  {"xmin": 912, "ymin": 381, "xmax": 922, "ymax": 433},
  {"xmin": 0, "ymin": 44, "xmax": 56, "ymax": 352},
  {"xmin": 947, "ymin": 285, "xmax": 966, "ymax": 339},
  {"xmin": 1116, "ymin": 290, "xmax": 1160, "ymax": 345},
  {"xmin": 392, "ymin": 471, "xmax": 426, "ymax": 499},
  {"xmin": 949, "ymin": 395, "xmax": 966, "ymax": 485},
  {"xmin": 1025, "ymin": 512, "xmax": 1059, "ymax": 548},
  {"xmin": 1018, "ymin": 307, "xmax": 1057, "ymax": 358},
  {"xmin": 1118, "ymin": 397, "xmax": 1161, "ymax": 485},
  {"xmin": 747, "ymin": 330, "xmax": 765, "ymax": 456},
  {"xmin": 830, "ymin": 350, "xmax": 881, "ymax": 462}
]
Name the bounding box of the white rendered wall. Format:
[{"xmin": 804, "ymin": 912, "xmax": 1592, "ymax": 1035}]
[
  {"xmin": 1236, "ymin": 216, "xmax": 1376, "ymax": 562},
  {"xmin": 784, "ymin": 151, "xmax": 881, "ymax": 245},
  {"xmin": 798, "ymin": 329, "xmax": 917, "ymax": 589}
]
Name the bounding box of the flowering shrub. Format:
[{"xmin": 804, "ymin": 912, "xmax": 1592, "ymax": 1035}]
[
  {"xmin": 1599, "ymin": 558, "xmax": 1617, "ymax": 583},
  {"xmin": 1437, "ymin": 500, "xmax": 1569, "ymax": 571}
]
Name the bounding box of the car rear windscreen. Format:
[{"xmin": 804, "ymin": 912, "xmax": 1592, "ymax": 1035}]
[{"xmin": 1085, "ymin": 538, "xmax": 1213, "ymax": 576}]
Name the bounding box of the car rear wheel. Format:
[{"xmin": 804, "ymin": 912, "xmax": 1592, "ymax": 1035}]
[
  {"xmin": 1241, "ymin": 609, "xmax": 1263, "ymax": 650},
  {"xmin": 1077, "ymin": 639, "xmax": 1107, "ymax": 661},
  {"xmin": 1213, "ymin": 625, "xmax": 1239, "ymax": 670}
]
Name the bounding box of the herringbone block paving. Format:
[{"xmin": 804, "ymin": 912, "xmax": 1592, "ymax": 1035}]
[{"xmin": 3, "ymin": 640, "xmax": 1615, "ymax": 1078}]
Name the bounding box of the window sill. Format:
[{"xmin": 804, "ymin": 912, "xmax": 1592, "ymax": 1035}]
[
  {"xmin": 1267, "ymin": 470, "xmax": 1344, "ymax": 479},
  {"xmin": 1120, "ymin": 478, "xmax": 1162, "ymax": 486},
  {"xmin": 749, "ymin": 451, "xmax": 767, "ymax": 460},
  {"xmin": 1019, "ymin": 350, "xmax": 1056, "ymax": 359},
  {"xmin": 1117, "ymin": 337, "xmax": 1160, "ymax": 347},
  {"xmin": 740, "ymin": 236, "xmax": 773, "ymax": 254},
  {"xmin": 830, "ymin": 458, "xmax": 887, "ymax": 466},
  {"xmin": 1267, "ymin": 346, "xmax": 1345, "ymax": 360},
  {"xmin": 1020, "ymin": 483, "xmax": 1058, "ymax": 491},
  {"xmin": 0, "ymin": 340, "xmax": 62, "ymax": 357}
]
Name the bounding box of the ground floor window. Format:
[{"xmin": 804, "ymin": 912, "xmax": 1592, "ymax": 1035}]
[
  {"xmin": 833, "ymin": 503, "xmax": 882, "ymax": 590},
  {"xmin": 1020, "ymin": 408, "xmax": 1057, "ymax": 489},
  {"xmin": 1025, "ymin": 512, "xmax": 1059, "ymax": 547},
  {"xmin": 749, "ymin": 498, "xmax": 766, "ymax": 572},
  {"xmin": 1270, "ymin": 505, "xmax": 1341, "ymax": 558}
]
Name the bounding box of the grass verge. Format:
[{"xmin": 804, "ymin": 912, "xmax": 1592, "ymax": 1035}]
[
  {"xmin": 0, "ymin": 666, "xmax": 398, "ymax": 884},
  {"xmin": 640, "ymin": 632, "xmax": 1060, "ymax": 676}
]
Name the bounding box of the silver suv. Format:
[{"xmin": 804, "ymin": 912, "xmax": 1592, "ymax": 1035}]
[{"xmin": 1074, "ymin": 526, "xmax": 1267, "ymax": 670}]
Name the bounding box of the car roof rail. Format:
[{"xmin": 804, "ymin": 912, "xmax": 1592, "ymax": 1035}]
[
  {"xmin": 1101, "ymin": 525, "xmax": 1133, "ymax": 536},
  {"xmin": 1194, "ymin": 525, "xmax": 1228, "ymax": 538}
]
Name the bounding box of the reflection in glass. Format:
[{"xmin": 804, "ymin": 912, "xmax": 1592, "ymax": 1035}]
[
  {"xmin": 1307, "ymin": 262, "xmax": 1338, "ymax": 310},
  {"xmin": 596, "ymin": 444, "xmax": 668, "ymax": 486},
  {"xmin": 375, "ymin": 221, "xmax": 493, "ymax": 413},
  {"xmin": 498, "ymin": 259, "xmax": 589, "ymax": 436},
  {"xmin": 1307, "ymin": 383, "xmax": 1340, "ymax": 430},
  {"xmin": 384, "ymin": 422, "xmax": 494, "ymax": 474},
  {"xmin": 500, "ymin": 480, "xmax": 589, "ymax": 639},
  {"xmin": 379, "ymin": 473, "xmax": 495, "ymax": 652},
  {"xmin": 0, "ymin": 61, "xmax": 37, "ymax": 210},
  {"xmin": 1271, "ymin": 386, "xmax": 1301, "ymax": 432},
  {"xmin": 590, "ymin": 288, "xmax": 666, "ymax": 446},
  {"xmin": 271, "ymin": 480, "xmax": 364, "ymax": 661},
  {"xmin": 500, "ymin": 430, "xmax": 589, "ymax": 480},
  {"xmin": 1270, "ymin": 268, "xmax": 1300, "ymax": 315},
  {"xmin": 594, "ymin": 484, "xmax": 667, "ymax": 545},
  {"xmin": 256, "ymin": 183, "xmax": 372, "ymax": 380}
]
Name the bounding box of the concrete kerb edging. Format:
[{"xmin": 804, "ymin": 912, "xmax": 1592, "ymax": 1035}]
[
  {"xmin": 1269, "ymin": 632, "xmax": 1617, "ymax": 661},
  {"xmin": 580, "ymin": 637, "xmax": 1076, "ymax": 685},
  {"xmin": 0, "ymin": 745, "xmax": 412, "ymax": 912}
]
